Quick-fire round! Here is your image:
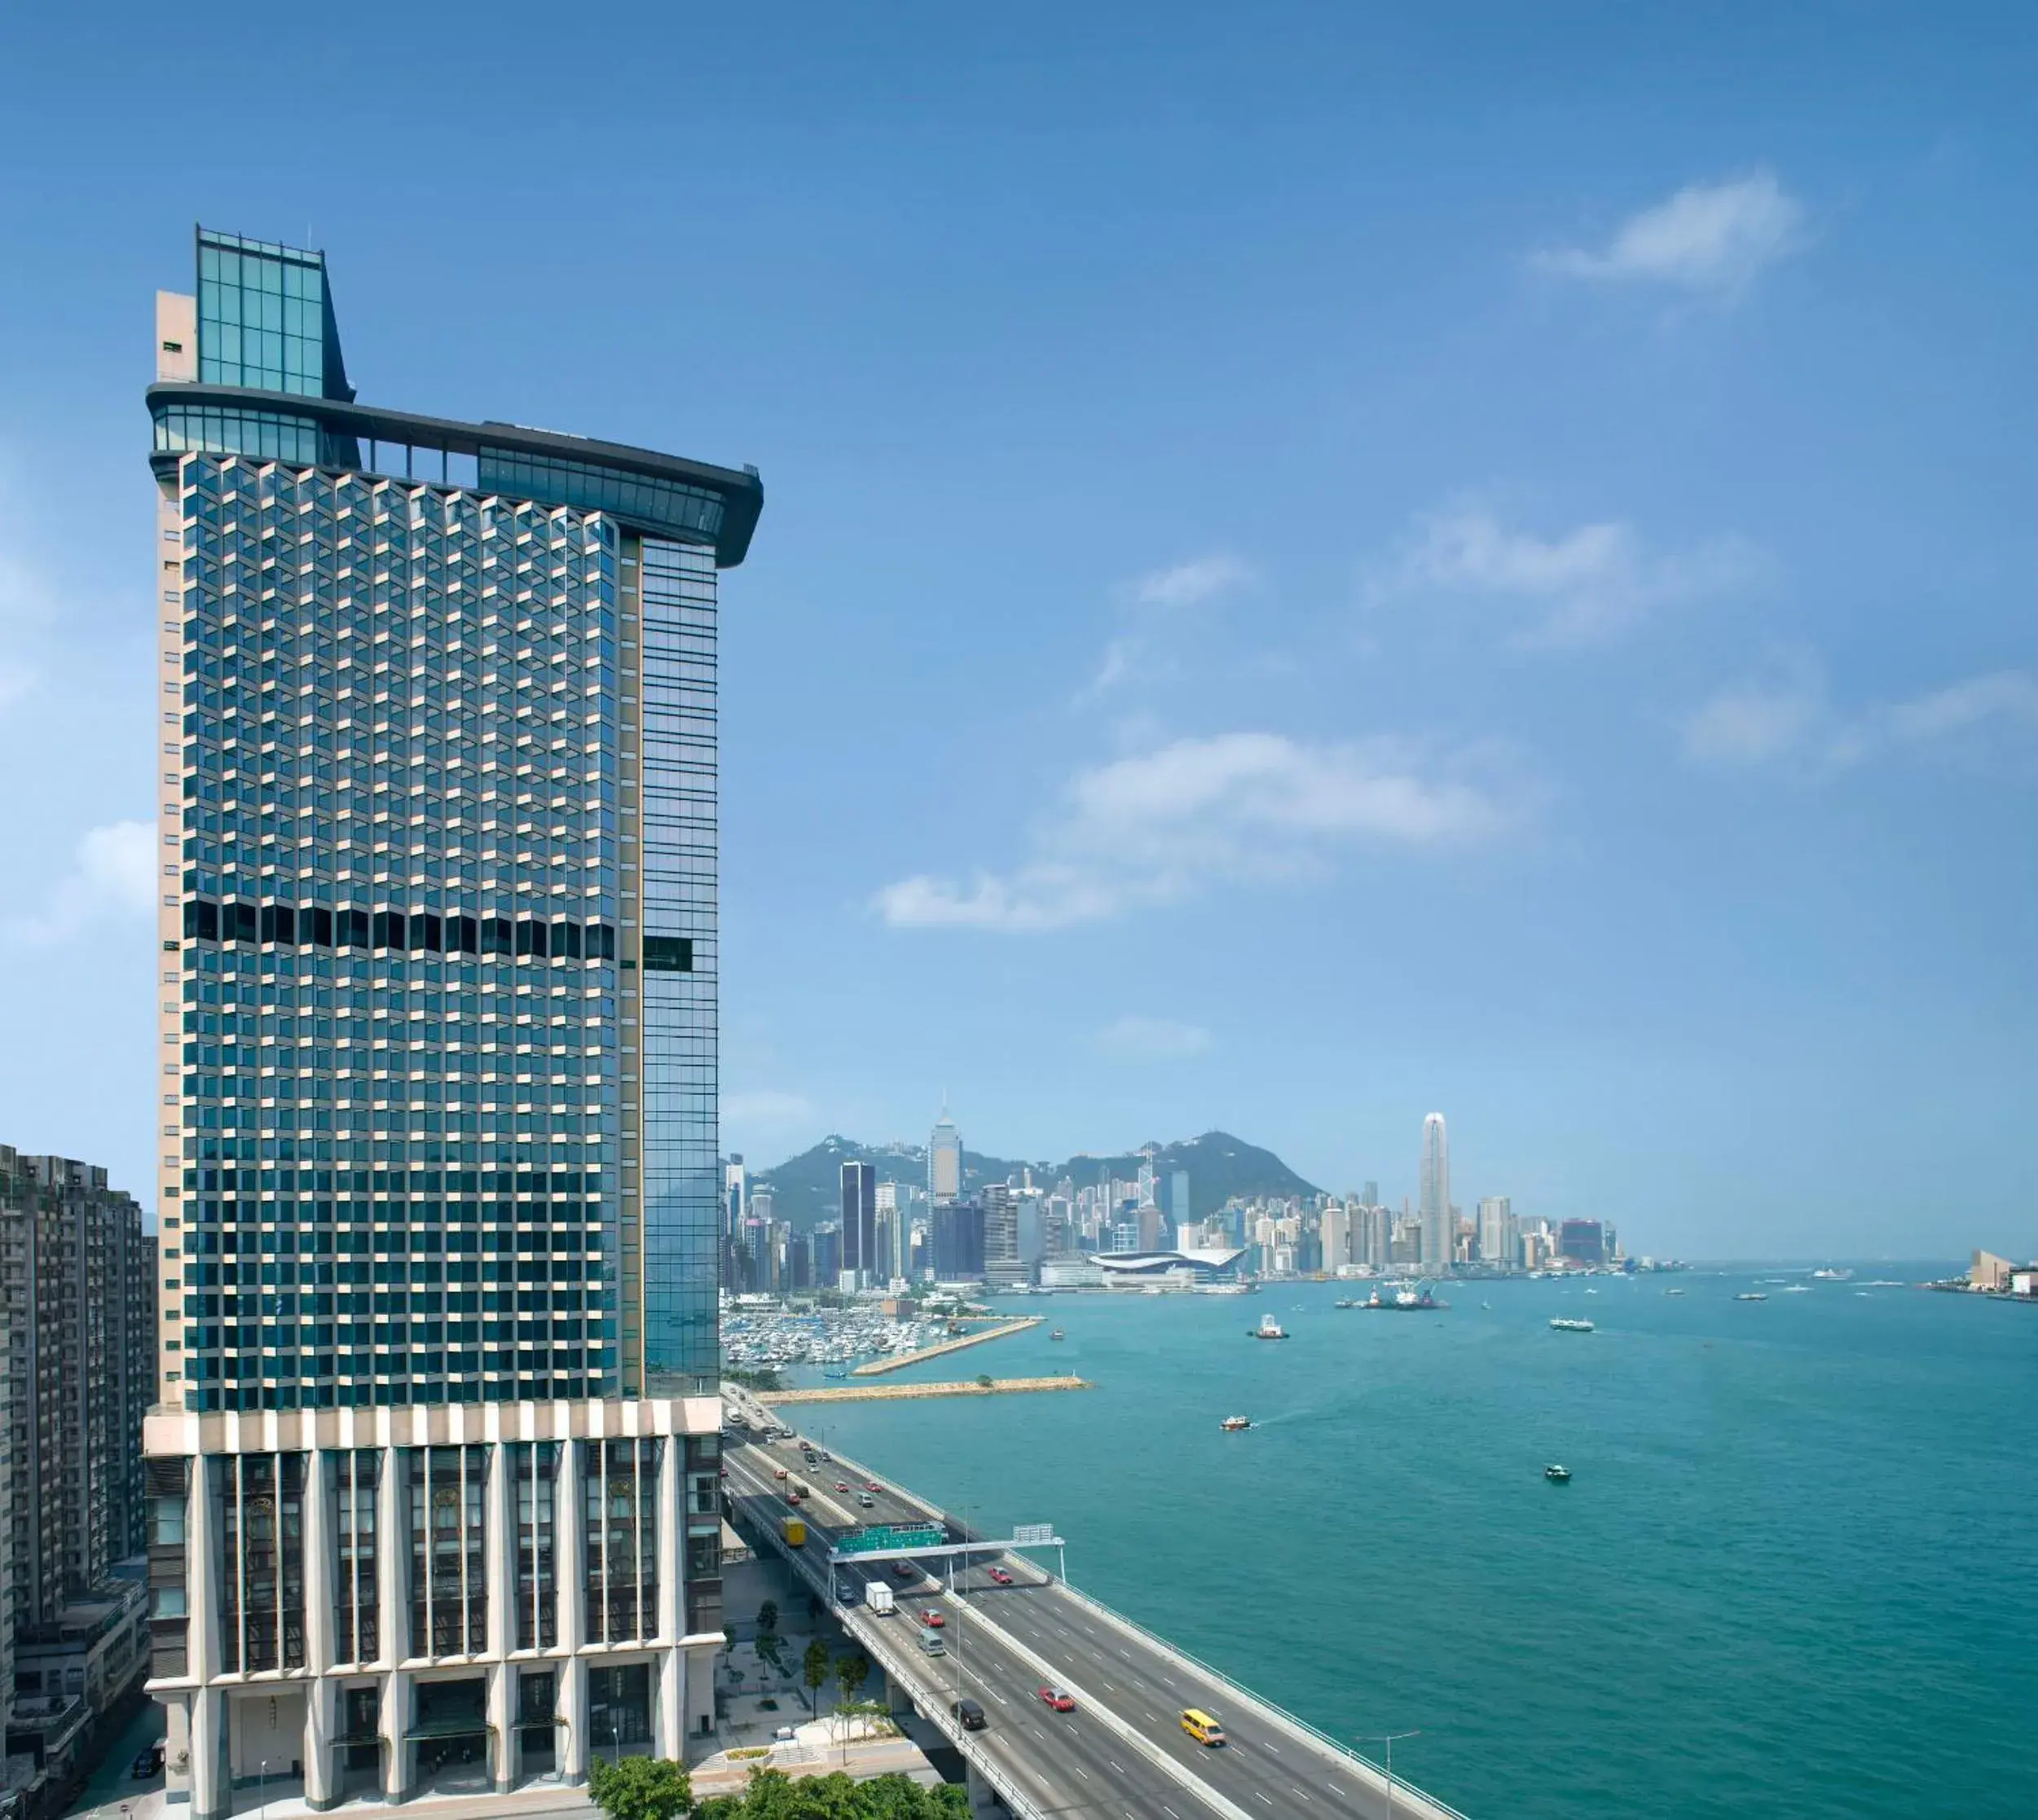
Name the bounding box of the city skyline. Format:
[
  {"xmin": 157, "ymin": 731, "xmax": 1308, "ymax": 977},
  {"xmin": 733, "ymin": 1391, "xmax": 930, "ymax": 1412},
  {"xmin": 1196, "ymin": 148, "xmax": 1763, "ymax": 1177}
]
[{"xmin": 2, "ymin": 7, "xmax": 2036, "ymax": 1262}]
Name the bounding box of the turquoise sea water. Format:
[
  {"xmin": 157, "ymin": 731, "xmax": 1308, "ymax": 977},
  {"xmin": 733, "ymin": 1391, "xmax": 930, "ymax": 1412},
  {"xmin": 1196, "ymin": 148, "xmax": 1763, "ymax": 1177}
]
[{"xmin": 784, "ymin": 1271, "xmax": 2037, "ymax": 1819}]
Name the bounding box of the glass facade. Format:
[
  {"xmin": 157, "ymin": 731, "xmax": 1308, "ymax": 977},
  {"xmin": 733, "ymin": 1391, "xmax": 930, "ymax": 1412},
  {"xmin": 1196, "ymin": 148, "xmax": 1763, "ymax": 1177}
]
[
  {"xmin": 169, "ymin": 456, "xmax": 626, "ymax": 1410},
  {"xmin": 636, "ymin": 539, "xmax": 720, "ymax": 1387},
  {"xmin": 479, "ymin": 448, "xmax": 725, "ymax": 547},
  {"xmin": 197, "ymin": 229, "xmax": 346, "ymax": 400}
]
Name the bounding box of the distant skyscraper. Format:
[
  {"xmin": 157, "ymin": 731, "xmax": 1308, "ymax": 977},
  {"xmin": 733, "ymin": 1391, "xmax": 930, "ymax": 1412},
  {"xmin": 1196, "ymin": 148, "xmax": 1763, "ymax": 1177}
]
[
  {"xmin": 1477, "ymin": 1195, "xmax": 1513, "ymax": 1268},
  {"xmin": 928, "ymin": 1110, "xmax": 962, "ymax": 1203},
  {"xmin": 1560, "ymin": 1219, "xmax": 1606, "ymax": 1265},
  {"xmin": 1167, "ymin": 1168, "xmax": 1191, "ymax": 1227},
  {"xmin": 142, "ymin": 227, "xmax": 762, "ymax": 1809},
  {"xmin": 841, "ymin": 1161, "xmax": 877, "ymax": 1285},
  {"xmin": 930, "ymin": 1200, "xmax": 984, "ymax": 1280},
  {"xmin": 724, "ymin": 1154, "xmax": 746, "ymax": 1240},
  {"xmin": 981, "ymin": 1183, "xmax": 1023, "ymax": 1288},
  {"xmin": 1362, "ymin": 1180, "xmax": 1379, "ymax": 1208},
  {"xmin": 1420, "ymin": 1113, "xmax": 1450, "ymax": 1270}
]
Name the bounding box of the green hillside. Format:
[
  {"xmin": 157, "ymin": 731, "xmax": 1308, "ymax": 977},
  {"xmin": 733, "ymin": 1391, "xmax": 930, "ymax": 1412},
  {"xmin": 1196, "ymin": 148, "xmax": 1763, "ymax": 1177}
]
[{"xmin": 746, "ymin": 1129, "xmax": 1319, "ymax": 1230}]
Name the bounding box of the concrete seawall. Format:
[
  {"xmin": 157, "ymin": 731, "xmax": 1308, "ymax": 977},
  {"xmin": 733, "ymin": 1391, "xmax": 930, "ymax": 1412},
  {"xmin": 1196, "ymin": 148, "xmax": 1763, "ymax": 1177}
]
[
  {"xmin": 759, "ymin": 1374, "xmax": 1089, "ymax": 1405},
  {"xmin": 849, "ymin": 1315, "xmax": 1043, "ymax": 1375}
]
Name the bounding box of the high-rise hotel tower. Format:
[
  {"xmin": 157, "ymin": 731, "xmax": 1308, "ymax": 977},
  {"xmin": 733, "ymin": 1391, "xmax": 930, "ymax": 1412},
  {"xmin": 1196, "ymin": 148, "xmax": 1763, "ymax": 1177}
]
[{"xmin": 142, "ymin": 229, "xmax": 761, "ymax": 1816}]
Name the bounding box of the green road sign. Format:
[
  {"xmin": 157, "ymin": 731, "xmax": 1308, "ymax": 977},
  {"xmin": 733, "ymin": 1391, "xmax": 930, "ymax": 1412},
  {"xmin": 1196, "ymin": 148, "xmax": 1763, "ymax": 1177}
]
[{"xmin": 835, "ymin": 1523, "xmax": 945, "ymax": 1555}]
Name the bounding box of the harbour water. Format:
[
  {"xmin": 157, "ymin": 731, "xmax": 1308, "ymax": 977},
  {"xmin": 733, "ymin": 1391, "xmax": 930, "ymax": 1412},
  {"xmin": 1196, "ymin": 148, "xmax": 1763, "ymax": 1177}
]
[{"xmin": 779, "ymin": 1269, "xmax": 2038, "ymax": 1819}]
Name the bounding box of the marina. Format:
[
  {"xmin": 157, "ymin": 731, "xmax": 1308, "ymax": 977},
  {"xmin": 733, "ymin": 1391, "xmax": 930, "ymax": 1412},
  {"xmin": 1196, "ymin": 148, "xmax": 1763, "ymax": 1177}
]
[{"xmin": 758, "ymin": 1374, "xmax": 1091, "ymax": 1405}]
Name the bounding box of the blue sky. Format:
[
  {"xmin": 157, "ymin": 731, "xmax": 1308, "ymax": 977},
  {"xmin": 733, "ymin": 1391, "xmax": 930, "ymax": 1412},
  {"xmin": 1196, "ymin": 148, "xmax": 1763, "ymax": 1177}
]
[{"xmin": 1, "ymin": 2, "xmax": 2033, "ymax": 1257}]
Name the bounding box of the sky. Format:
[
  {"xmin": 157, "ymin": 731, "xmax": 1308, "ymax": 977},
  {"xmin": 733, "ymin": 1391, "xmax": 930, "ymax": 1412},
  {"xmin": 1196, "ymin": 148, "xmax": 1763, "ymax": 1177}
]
[{"xmin": 0, "ymin": 2, "xmax": 2033, "ymax": 1259}]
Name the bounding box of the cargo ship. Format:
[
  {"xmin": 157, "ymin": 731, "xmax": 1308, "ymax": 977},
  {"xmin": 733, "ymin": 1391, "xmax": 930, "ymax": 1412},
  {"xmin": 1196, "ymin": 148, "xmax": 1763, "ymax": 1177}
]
[{"xmin": 1360, "ymin": 1284, "xmax": 1449, "ymax": 1311}]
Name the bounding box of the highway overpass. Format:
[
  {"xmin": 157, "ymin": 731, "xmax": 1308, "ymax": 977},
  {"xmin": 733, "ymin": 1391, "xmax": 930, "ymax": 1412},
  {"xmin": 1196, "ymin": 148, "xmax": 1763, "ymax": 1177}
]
[{"xmin": 720, "ymin": 1395, "xmax": 1466, "ymax": 1820}]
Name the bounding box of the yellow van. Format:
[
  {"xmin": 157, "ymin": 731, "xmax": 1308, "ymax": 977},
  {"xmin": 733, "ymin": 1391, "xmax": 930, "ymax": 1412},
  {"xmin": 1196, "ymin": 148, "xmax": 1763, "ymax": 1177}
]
[{"xmin": 1180, "ymin": 1709, "xmax": 1226, "ymax": 1747}]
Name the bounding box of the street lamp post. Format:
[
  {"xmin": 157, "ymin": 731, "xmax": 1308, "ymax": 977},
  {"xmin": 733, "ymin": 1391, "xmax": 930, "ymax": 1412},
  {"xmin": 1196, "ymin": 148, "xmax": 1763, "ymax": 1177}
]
[
  {"xmin": 257, "ymin": 1757, "xmax": 270, "ymax": 1820},
  {"xmin": 1356, "ymin": 1731, "xmax": 1421, "ymax": 1820}
]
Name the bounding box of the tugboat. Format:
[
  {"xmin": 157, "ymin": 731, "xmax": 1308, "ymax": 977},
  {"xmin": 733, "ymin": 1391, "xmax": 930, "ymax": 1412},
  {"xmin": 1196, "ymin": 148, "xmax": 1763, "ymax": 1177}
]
[
  {"xmin": 1221, "ymin": 1415, "xmax": 1252, "ymax": 1432},
  {"xmin": 1548, "ymin": 1317, "xmax": 1595, "ymax": 1333},
  {"xmin": 1544, "ymin": 1464, "xmax": 1572, "ymax": 1483},
  {"xmin": 1250, "ymin": 1313, "xmax": 1288, "ymax": 1340}
]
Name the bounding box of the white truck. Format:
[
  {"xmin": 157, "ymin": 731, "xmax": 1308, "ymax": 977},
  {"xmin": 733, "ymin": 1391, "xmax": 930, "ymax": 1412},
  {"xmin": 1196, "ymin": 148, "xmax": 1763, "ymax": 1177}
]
[{"xmin": 864, "ymin": 1580, "xmax": 896, "ymax": 1616}]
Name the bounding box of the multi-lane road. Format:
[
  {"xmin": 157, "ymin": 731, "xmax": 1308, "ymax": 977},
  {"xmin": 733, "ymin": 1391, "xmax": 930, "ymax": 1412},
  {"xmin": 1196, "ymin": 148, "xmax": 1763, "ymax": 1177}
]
[{"xmin": 720, "ymin": 1406, "xmax": 1462, "ymax": 1820}]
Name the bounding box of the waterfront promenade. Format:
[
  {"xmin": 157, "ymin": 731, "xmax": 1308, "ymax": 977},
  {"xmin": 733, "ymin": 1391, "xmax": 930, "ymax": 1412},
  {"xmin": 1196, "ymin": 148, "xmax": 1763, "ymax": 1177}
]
[
  {"xmin": 850, "ymin": 1316, "xmax": 1043, "ymax": 1375},
  {"xmin": 722, "ymin": 1390, "xmax": 1465, "ymax": 1820}
]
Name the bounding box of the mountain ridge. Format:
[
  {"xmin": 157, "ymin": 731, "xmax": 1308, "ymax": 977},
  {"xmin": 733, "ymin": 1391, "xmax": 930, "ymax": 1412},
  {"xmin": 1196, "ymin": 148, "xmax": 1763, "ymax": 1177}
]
[{"xmin": 742, "ymin": 1130, "xmax": 1322, "ymax": 1232}]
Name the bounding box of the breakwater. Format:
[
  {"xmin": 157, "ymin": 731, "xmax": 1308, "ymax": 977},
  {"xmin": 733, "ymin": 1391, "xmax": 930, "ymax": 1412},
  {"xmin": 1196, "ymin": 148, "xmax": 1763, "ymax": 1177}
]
[
  {"xmin": 759, "ymin": 1374, "xmax": 1089, "ymax": 1405},
  {"xmin": 849, "ymin": 1314, "xmax": 1042, "ymax": 1375}
]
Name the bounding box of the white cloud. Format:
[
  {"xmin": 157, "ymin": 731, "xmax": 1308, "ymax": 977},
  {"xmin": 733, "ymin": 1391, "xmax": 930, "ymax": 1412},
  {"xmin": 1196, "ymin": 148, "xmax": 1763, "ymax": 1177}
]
[
  {"xmin": 1679, "ymin": 666, "xmax": 2038, "ymax": 773},
  {"xmin": 1081, "ymin": 553, "xmax": 1257, "ymax": 701},
  {"xmin": 1680, "ymin": 675, "xmax": 1826, "ymax": 768},
  {"xmin": 1092, "ymin": 1016, "xmax": 1213, "ymax": 1062},
  {"xmin": 874, "ymin": 730, "xmax": 1516, "ymax": 933},
  {"xmin": 1534, "ymin": 170, "xmax": 1806, "ymax": 297},
  {"xmin": 2, "ymin": 820, "xmax": 157, "ymax": 947},
  {"xmin": 1125, "ymin": 554, "xmax": 1256, "ymax": 612},
  {"xmin": 1369, "ymin": 505, "xmax": 1763, "ymax": 648},
  {"xmin": 1885, "ymin": 671, "xmax": 2038, "ymax": 743}
]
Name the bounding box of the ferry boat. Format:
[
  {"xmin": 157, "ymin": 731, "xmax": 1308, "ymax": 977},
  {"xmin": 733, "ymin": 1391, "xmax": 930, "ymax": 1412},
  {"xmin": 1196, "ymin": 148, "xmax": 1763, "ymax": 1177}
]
[
  {"xmin": 1544, "ymin": 1464, "xmax": 1572, "ymax": 1483},
  {"xmin": 1250, "ymin": 1313, "xmax": 1289, "ymax": 1340},
  {"xmin": 1548, "ymin": 1317, "xmax": 1595, "ymax": 1333},
  {"xmin": 1811, "ymin": 1267, "xmax": 1854, "ymax": 1281},
  {"xmin": 1221, "ymin": 1415, "xmax": 1252, "ymax": 1431}
]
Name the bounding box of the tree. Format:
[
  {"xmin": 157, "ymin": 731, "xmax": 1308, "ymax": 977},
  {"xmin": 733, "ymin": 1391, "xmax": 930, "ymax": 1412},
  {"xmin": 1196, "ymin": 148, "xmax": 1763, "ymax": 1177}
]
[
  {"xmin": 757, "ymin": 1598, "xmax": 779, "ymax": 1636},
  {"xmin": 834, "ymin": 1650, "xmax": 869, "ymax": 1709},
  {"xmin": 693, "ymin": 1769, "xmax": 966, "ymax": 1818},
  {"xmin": 755, "ymin": 1629, "xmax": 786, "ymax": 1681},
  {"xmin": 974, "ymin": 1374, "xmax": 993, "ymax": 1390},
  {"xmin": 588, "ymin": 1754, "xmax": 693, "ymax": 1820},
  {"xmin": 803, "ymin": 1638, "xmax": 831, "ymax": 1713}
]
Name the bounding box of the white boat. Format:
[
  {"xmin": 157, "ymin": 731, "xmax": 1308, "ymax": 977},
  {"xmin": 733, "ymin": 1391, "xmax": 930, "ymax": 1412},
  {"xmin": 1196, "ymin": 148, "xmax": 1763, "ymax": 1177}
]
[
  {"xmin": 1549, "ymin": 1317, "xmax": 1595, "ymax": 1333},
  {"xmin": 1250, "ymin": 1313, "xmax": 1288, "ymax": 1340},
  {"xmin": 1811, "ymin": 1267, "xmax": 1854, "ymax": 1281},
  {"xmin": 1735, "ymin": 1292, "xmax": 1768, "ymax": 1302},
  {"xmin": 1220, "ymin": 1415, "xmax": 1252, "ymax": 1431}
]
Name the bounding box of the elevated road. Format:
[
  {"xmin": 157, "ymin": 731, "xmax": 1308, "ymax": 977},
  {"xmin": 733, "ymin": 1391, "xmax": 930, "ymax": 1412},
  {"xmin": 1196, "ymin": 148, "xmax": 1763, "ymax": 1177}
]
[{"xmin": 721, "ymin": 1400, "xmax": 1464, "ymax": 1820}]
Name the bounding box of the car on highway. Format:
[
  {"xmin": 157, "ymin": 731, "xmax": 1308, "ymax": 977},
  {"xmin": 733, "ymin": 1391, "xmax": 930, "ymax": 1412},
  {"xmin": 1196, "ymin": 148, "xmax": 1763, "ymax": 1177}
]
[
  {"xmin": 986, "ymin": 1567, "xmax": 1013, "ymax": 1586},
  {"xmin": 773, "ymin": 1467, "xmax": 788, "ymax": 1480},
  {"xmin": 786, "ymin": 1491, "xmax": 803, "ymax": 1505},
  {"xmin": 1180, "ymin": 1708, "xmax": 1227, "ymax": 1747},
  {"xmin": 951, "ymin": 1697, "xmax": 986, "ymax": 1730},
  {"xmin": 918, "ymin": 1607, "xmax": 945, "ymax": 1629},
  {"xmin": 891, "ymin": 1562, "xmax": 916, "ymax": 1582},
  {"xmin": 1037, "ymin": 1686, "xmax": 1076, "ymax": 1712},
  {"xmin": 864, "ymin": 1479, "xmax": 882, "ymax": 1492},
  {"xmin": 834, "ymin": 1481, "xmax": 850, "ymax": 1492},
  {"xmin": 819, "ymin": 1450, "xmax": 833, "ymax": 1461},
  {"xmin": 856, "ymin": 1493, "xmax": 875, "ymax": 1508}
]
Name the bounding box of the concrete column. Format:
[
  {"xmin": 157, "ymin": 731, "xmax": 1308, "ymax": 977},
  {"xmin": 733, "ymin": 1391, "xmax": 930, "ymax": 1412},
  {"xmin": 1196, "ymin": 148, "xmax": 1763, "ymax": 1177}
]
[
  {"xmin": 657, "ymin": 1436, "xmax": 681, "ymax": 1642},
  {"xmin": 377, "ymin": 1444, "xmax": 407, "ymax": 1671},
  {"xmin": 683, "ymin": 1642, "xmax": 715, "ymax": 1743},
  {"xmin": 486, "ymin": 1439, "xmax": 516, "ymax": 1791},
  {"xmin": 555, "ymin": 1440, "xmax": 588, "ymax": 1785},
  {"xmin": 486, "ymin": 1663, "xmax": 513, "ymax": 1794},
  {"xmin": 302, "ymin": 1449, "xmax": 336, "ymax": 1811},
  {"xmin": 164, "ymin": 1696, "xmax": 194, "ymax": 1812},
  {"xmin": 656, "ymin": 1440, "xmax": 683, "ymax": 1755},
  {"xmin": 188, "ymin": 1455, "xmax": 221, "ymax": 1682},
  {"xmin": 302, "ymin": 1677, "xmax": 337, "ymax": 1811},
  {"xmin": 964, "ymin": 1758, "xmax": 1000, "ymax": 1817},
  {"xmin": 379, "ymin": 1668, "xmax": 411, "ymax": 1802},
  {"xmin": 189, "ymin": 1684, "xmax": 225, "ymax": 1820},
  {"xmin": 486, "ymin": 1439, "xmax": 514, "ymax": 1656}
]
